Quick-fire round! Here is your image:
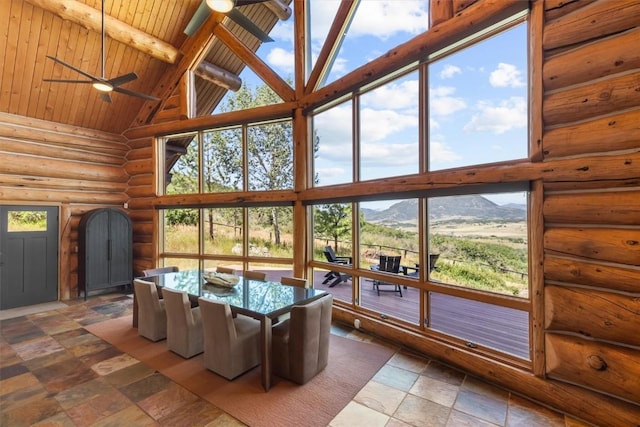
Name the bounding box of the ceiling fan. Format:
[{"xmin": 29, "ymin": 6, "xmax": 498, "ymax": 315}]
[
  {"xmin": 184, "ymin": 0, "xmax": 274, "ymax": 42},
  {"xmin": 43, "ymin": 0, "xmax": 159, "ymax": 103}
]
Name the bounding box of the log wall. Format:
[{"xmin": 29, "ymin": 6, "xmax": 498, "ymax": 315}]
[
  {"xmin": 0, "ymin": 111, "xmax": 129, "ymax": 299},
  {"xmin": 540, "ymin": 0, "xmax": 640, "ymax": 412},
  {"xmin": 125, "ymin": 136, "xmax": 157, "ymax": 276}
]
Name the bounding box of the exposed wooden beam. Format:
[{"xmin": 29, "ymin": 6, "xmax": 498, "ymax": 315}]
[
  {"xmin": 214, "ymin": 23, "xmax": 295, "ymax": 102},
  {"xmin": 25, "ymin": 0, "xmax": 180, "ymax": 64},
  {"xmin": 264, "ymin": 0, "xmax": 292, "ymax": 21},
  {"xmin": 195, "ymin": 61, "xmax": 242, "ymax": 92},
  {"xmin": 129, "ymin": 16, "xmax": 223, "ymax": 128}
]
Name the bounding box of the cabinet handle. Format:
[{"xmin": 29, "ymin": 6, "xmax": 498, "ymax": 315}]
[{"xmin": 108, "ymin": 239, "xmax": 112, "ymax": 261}]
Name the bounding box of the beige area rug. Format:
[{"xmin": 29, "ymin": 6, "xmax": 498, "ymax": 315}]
[{"xmin": 86, "ymin": 316, "xmax": 395, "ymax": 427}]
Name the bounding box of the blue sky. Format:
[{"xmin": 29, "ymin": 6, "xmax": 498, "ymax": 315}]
[{"xmin": 231, "ymin": 1, "xmax": 528, "ymax": 207}]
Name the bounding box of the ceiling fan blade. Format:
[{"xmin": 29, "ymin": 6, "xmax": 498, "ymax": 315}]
[
  {"xmin": 46, "ymin": 55, "xmax": 99, "ymax": 81},
  {"xmin": 235, "ymin": 0, "xmax": 270, "ymax": 5},
  {"xmin": 43, "ymin": 79, "xmax": 94, "ymax": 84},
  {"xmin": 227, "ymin": 8, "xmax": 273, "ymax": 42},
  {"xmin": 112, "ymin": 86, "xmax": 160, "ymax": 101},
  {"xmin": 99, "ymin": 92, "xmax": 112, "ymax": 103},
  {"xmin": 108, "ymin": 72, "xmax": 138, "ymax": 87},
  {"xmin": 184, "ymin": 0, "xmax": 211, "ymax": 37}
]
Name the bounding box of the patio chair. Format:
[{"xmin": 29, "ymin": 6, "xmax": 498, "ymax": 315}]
[
  {"xmin": 322, "ymin": 246, "xmax": 352, "ymax": 287},
  {"xmin": 272, "ymin": 295, "xmax": 333, "ymax": 384},
  {"xmin": 372, "ymin": 255, "xmax": 403, "ymax": 297}
]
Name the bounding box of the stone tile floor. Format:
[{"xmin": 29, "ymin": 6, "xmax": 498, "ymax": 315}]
[{"xmin": 0, "ymin": 293, "xmax": 593, "ymax": 426}]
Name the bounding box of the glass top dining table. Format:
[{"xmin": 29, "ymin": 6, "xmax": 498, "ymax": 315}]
[{"xmin": 133, "ymin": 269, "xmax": 328, "ymax": 391}]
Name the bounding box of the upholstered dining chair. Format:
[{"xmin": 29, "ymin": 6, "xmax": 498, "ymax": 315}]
[
  {"xmin": 271, "ymin": 294, "xmax": 333, "ymax": 384},
  {"xmin": 198, "ymin": 297, "xmax": 261, "ymax": 380},
  {"xmin": 161, "ymin": 287, "xmax": 203, "ymax": 358},
  {"xmin": 243, "ymin": 270, "xmax": 266, "ymax": 281},
  {"xmin": 280, "ymin": 276, "xmax": 311, "ymax": 288},
  {"xmin": 216, "ymin": 266, "xmax": 235, "ymax": 274},
  {"xmin": 142, "ymin": 266, "xmax": 179, "ymax": 277},
  {"xmin": 133, "ymin": 279, "xmax": 167, "ymax": 342}
]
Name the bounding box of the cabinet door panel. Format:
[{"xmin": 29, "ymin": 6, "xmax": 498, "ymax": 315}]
[
  {"xmin": 86, "ymin": 210, "xmax": 110, "ymax": 288},
  {"xmin": 109, "ymin": 210, "xmax": 132, "ymax": 285}
]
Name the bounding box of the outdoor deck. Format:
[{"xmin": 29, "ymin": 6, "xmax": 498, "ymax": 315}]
[
  {"xmin": 319, "ymin": 271, "xmax": 528, "ymax": 360},
  {"xmin": 261, "ymin": 269, "xmax": 530, "ymax": 360}
]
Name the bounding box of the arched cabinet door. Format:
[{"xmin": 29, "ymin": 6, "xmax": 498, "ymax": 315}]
[{"xmin": 78, "ymin": 208, "xmax": 132, "ymax": 300}]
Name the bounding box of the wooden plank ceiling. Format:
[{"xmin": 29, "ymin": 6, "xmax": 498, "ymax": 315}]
[{"xmin": 0, "ymin": 0, "xmax": 283, "ymax": 134}]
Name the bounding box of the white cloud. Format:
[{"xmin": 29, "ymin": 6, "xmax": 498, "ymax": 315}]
[
  {"xmin": 360, "ymin": 79, "xmax": 419, "ymax": 109},
  {"xmin": 463, "ymin": 97, "xmax": 527, "ymax": 134},
  {"xmin": 429, "ymin": 86, "xmax": 467, "ymax": 116},
  {"xmin": 360, "ymin": 142, "xmax": 418, "ymax": 166},
  {"xmin": 490, "ymin": 63, "xmax": 525, "ymax": 88},
  {"xmin": 266, "ymin": 47, "xmax": 294, "ymax": 75},
  {"xmin": 440, "ymin": 64, "xmax": 461, "ymax": 79},
  {"xmin": 429, "ymin": 138, "xmax": 462, "ymax": 163},
  {"xmin": 360, "ymin": 108, "xmax": 417, "ymax": 142},
  {"xmin": 350, "ymin": 1, "xmax": 429, "ymax": 40}
]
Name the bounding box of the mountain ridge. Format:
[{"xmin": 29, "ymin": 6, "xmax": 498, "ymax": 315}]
[{"xmin": 363, "ymin": 195, "xmax": 526, "ymax": 224}]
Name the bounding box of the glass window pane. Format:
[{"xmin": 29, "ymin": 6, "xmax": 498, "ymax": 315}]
[
  {"xmin": 163, "ymin": 208, "xmax": 200, "ymax": 254},
  {"xmin": 360, "ymin": 280, "xmax": 420, "ymax": 325},
  {"xmin": 247, "ymin": 206, "xmax": 294, "ymax": 259},
  {"xmin": 321, "ymin": 0, "xmax": 429, "ymax": 88},
  {"xmin": 429, "ymin": 292, "xmax": 530, "ymax": 359},
  {"xmin": 165, "ymin": 133, "xmax": 199, "ymax": 194},
  {"xmin": 359, "ymin": 199, "xmax": 419, "ymax": 268},
  {"xmin": 312, "ymin": 99, "xmax": 353, "ymax": 186},
  {"xmin": 428, "ymin": 192, "xmax": 529, "ymax": 298},
  {"xmin": 162, "ymin": 258, "xmax": 199, "ymax": 272},
  {"xmin": 360, "ymin": 71, "xmax": 420, "ymax": 181},
  {"xmin": 428, "ymin": 23, "xmax": 528, "ymax": 171},
  {"xmin": 203, "ymin": 128, "xmax": 243, "ymax": 192},
  {"xmin": 248, "ymin": 120, "xmax": 293, "ymax": 191},
  {"xmin": 313, "ymin": 203, "xmax": 353, "ymax": 262},
  {"xmin": 203, "ymin": 208, "xmax": 243, "ymax": 256},
  {"xmin": 248, "ymin": 262, "xmax": 293, "ymax": 282},
  {"xmin": 8, "ymin": 210, "xmax": 47, "ymax": 232}
]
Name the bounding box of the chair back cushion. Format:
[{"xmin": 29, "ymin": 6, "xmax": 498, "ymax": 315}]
[
  {"xmin": 280, "ymin": 276, "xmax": 310, "ymax": 288},
  {"xmin": 142, "ymin": 266, "xmax": 178, "ymax": 276},
  {"xmin": 243, "ymin": 270, "xmax": 266, "ymax": 281},
  {"xmin": 199, "ymin": 297, "xmax": 261, "ymax": 379},
  {"xmin": 287, "ymin": 295, "xmax": 333, "ymax": 384},
  {"xmin": 162, "ymin": 288, "xmax": 203, "ymax": 358},
  {"xmin": 133, "ymin": 279, "xmax": 166, "ymax": 341}
]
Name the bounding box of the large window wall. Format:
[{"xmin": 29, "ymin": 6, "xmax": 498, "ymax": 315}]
[
  {"xmin": 155, "ymin": 9, "xmax": 532, "ymax": 364},
  {"xmin": 157, "ymin": 120, "xmax": 295, "ymax": 276}
]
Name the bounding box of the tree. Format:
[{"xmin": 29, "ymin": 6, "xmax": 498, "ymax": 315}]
[{"xmin": 314, "ymin": 204, "xmax": 352, "ymax": 251}]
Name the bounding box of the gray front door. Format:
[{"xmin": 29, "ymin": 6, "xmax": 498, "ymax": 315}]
[{"xmin": 0, "ymin": 206, "xmax": 59, "ymax": 309}]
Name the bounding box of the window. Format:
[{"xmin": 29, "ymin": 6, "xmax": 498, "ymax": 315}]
[
  {"xmin": 311, "ymin": 99, "xmax": 354, "ymax": 186},
  {"xmin": 428, "ymin": 23, "xmax": 528, "ymax": 171},
  {"xmin": 428, "ymin": 191, "xmax": 529, "ymax": 298},
  {"xmin": 7, "ymin": 210, "xmax": 48, "ymax": 232},
  {"xmin": 160, "ymin": 119, "xmax": 293, "ymax": 194},
  {"xmin": 359, "ymin": 71, "xmax": 420, "ymax": 181}
]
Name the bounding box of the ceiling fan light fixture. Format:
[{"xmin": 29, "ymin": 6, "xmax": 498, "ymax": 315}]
[
  {"xmin": 92, "ymin": 82, "xmax": 113, "ymax": 92},
  {"xmin": 206, "ymin": 0, "xmax": 235, "ymax": 13}
]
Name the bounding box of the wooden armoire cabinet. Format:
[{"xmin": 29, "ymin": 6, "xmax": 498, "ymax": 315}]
[{"xmin": 78, "ymin": 208, "xmax": 132, "ymax": 300}]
